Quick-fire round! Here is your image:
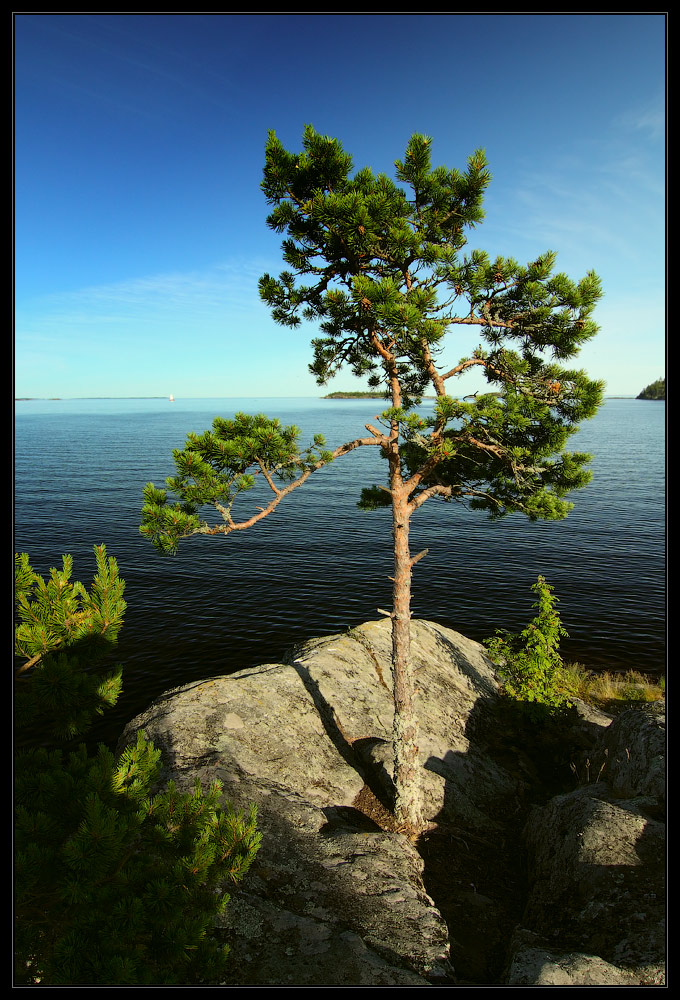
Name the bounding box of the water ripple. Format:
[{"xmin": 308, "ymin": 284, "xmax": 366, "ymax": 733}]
[{"xmin": 15, "ymin": 397, "xmax": 665, "ymax": 746}]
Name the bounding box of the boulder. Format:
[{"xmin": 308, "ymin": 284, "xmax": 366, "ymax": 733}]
[
  {"xmin": 120, "ymin": 619, "xmax": 497, "ymax": 985},
  {"xmin": 600, "ymin": 700, "xmax": 665, "ymax": 807},
  {"xmin": 505, "ymin": 703, "xmax": 666, "ymax": 986},
  {"xmin": 505, "ymin": 930, "xmax": 653, "ymax": 986},
  {"xmin": 117, "ymin": 621, "xmax": 665, "ymax": 986}
]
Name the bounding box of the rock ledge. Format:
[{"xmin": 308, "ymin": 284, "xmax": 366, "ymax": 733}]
[{"xmin": 118, "ymin": 620, "xmax": 665, "ymax": 986}]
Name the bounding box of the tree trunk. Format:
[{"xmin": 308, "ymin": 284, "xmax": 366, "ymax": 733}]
[{"xmin": 390, "ymin": 482, "xmax": 424, "ymax": 832}]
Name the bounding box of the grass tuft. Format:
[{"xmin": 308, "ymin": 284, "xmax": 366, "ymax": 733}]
[{"xmin": 560, "ymin": 663, "xmax": 664, "ymax": 710}]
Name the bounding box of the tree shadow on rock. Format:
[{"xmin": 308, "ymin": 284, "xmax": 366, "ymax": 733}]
[{"xmin": 290, "ymin": 659, "xmax": 400, "ymax": 820}]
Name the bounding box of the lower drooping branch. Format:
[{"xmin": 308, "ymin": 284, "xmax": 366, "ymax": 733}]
[{"xmin": 185, "ymin": 433, "xmax": 387, "ymax": 540}]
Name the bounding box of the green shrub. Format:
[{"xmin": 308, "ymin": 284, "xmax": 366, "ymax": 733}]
[
  {"xmin": 15, "ymin": 547, "xmax": 261, "ymax": 985},
  {"xmin": 484, "ymin": 575, "xmax": 574, "ymax": 714}
]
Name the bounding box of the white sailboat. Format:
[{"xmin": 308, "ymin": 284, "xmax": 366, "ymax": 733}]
[{"xmin": 169, "ymin": 394, "xmax": 175, "ymax": 402}]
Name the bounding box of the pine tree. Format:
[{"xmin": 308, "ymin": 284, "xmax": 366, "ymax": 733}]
[
  {"xmin": 14, "ymin": 546, "xmax": 260, "ymax": 985},
  {"xmin": 15, "ymin": 546, "xmax": 126, "ymax": 742},
  {"xmin": 140, "ymin": 127, "xmax": 604, "ymax": 831}
]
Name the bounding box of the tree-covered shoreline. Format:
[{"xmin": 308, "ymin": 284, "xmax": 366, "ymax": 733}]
[{"xmin": 637, "ymin": 378, "xmax": 665, "ymax": 399}]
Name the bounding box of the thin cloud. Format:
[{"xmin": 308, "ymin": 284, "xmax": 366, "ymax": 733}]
[
  {"xmin": 614, "ymin": 96, "xmax": 665, "ymax": 142},
  {"xmin": 24, "ymin": 260, "xmax": 272, "ymax": 322},
  {"xmin": 503, "ymin": 128, "xmax": 663, "ymax": 270}
]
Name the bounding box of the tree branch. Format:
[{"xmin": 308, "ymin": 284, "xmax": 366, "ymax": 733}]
[
  {"xmin": 329, "ymin": 433, "xmax": 386, "ymax": 459},
  {"xmin": 410, "ymin": 548, "xmax": 429, "ymax": 568},
  {"xmin": 257, "ymin": 459, "xmax": 283, "ymax": 497},
  {"xmin": 203, "ymin": 469, "xmax": 316, "ymax": 535},
  {"xmin": 170, "ymin": 433, "xmax": 386, "ymax": 544}
]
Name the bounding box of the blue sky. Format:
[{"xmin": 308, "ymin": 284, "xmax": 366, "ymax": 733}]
[{"xmin": 14, "ymin": 13, "xmax": 666, "ymax": 398}]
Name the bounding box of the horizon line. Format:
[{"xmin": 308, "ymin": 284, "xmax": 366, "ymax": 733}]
[{"xmin": 15, "ymin": 394, "xmax": 642, "ymax": 401}]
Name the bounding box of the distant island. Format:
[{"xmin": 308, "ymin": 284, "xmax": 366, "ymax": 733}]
[
  {"xmin": 637, "ymin": 378, "xmax": 665, "ymax": 400},
  {"xmin": 323, "ymin": 391, "xmax": 437, "ymax": 399},
  {"xmin": 322, "ymin": 391, "xmax": 387, "ymax": 399}
]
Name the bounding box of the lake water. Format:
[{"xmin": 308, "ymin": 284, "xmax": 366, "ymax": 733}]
[{"xmin": 14, "ymin": 396, "xmax": 666, "ymax": 747}]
